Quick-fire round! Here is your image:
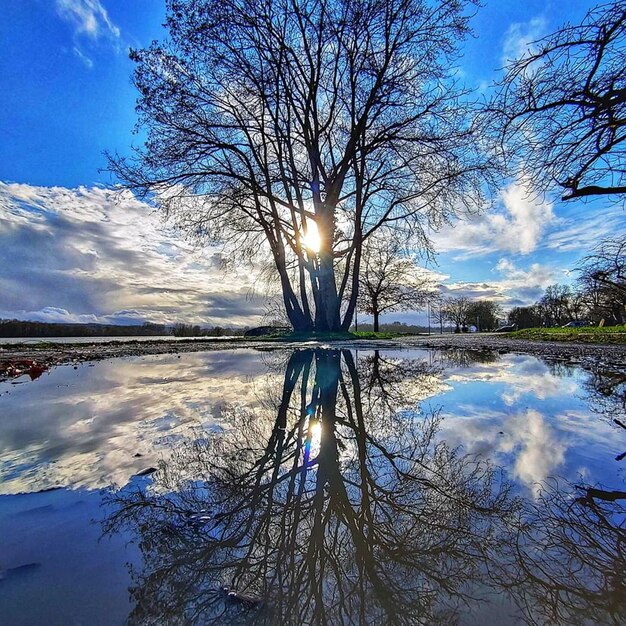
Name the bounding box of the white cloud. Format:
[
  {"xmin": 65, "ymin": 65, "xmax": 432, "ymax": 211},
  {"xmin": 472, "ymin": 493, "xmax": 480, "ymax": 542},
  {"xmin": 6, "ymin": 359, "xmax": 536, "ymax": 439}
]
[
  {"xmin": 72, "ymin": 46, "xmax": 94, "ymax": 69},
  {"xmin": 0, "ymin": 352, "xmax": 275, "ymax": 493},
  {"xmin": 440, "ymin": 281, "xmax": 505, "ymax": 301},
  {"xmin": 0, "ymin": 307, "xmax": 178, "ymax": 326},
  {"xmin": 0, "ymin": 307, "xmax": 100, "ymax": 325},
  {"xmin": 499, "ymin": 184, "xmax": 555, "ymax": 253},
  {"xmin": 437, "ymin": 405, "xmax": 566, "ymax": 496},
  {"xmin": 432, "ymin": 180, "xmax": 555, "ymax": 259},
  {"xmin": 501, "ymin": 16, "xmax": 547, "ymax": 66},
  {"xmin": 545, "ymin": 205, "xmax": 626, "ymax": 252},
  {"xmin": 56, "ymin": 0, "xmax": 121, "ymax": 65},
  {"xmin": 509, "ymin": 409, "xmax": 566, "ymax": 494},
  {"xmin": 499, "ymin": 358, "xmax": 578, "ymax": 405},
  {"xmin": 0, "ymin": 182, "xmax": 267, "ymax": 327},
  {"xmin": 494, "ymin": 257, "xmax": 555, "ymax": 287},
  {"xmin": 431, "ymin": 173, "xmax": 626, "ymax": 270},
  {"xmin": 56, "ymin": 0, "xmax": 120, "ymax": 41},
  {"xmin": 428, "ymin": 258, "xmax": 556, "ymax": 312},
  {"xmin": 493, "ymin": 258, "xmax": 557, "ymax": 307}
]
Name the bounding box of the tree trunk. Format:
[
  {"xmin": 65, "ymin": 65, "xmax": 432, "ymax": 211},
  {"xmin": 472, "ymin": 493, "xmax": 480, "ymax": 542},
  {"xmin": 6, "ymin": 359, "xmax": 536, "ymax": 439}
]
[
  {"xmin": 271, "ymin": 234, "xmax": 313, "ymax": 332},
  {"xmin": 340, "ymin": 242, "xmax": 362, "ymax": 332},
  {"xmin": 314, "ymin": 209, "xmax": 342, "ymax": 332},
  {"xmin": 278, "ymin": 269, "xmax": 313, "ymax": 332},
  {"xmin": 315, "ymin": 252, "xmax": 341, "ymax": 331},
  {"xmin": 373, "ymin": 310, "xmax": 380, "ymax": 333}
]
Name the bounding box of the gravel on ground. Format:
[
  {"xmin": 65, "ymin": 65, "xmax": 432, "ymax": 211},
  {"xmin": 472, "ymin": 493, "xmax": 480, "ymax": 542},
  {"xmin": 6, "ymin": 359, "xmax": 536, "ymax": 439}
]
[{"xmin": 2, "ymin": 333, "xmax": 625, "ymax": 380}]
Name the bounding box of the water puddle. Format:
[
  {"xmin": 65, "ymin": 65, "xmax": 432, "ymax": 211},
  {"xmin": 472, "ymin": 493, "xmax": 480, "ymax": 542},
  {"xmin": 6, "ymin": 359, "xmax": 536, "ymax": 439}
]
[{"xmin": 1, "ymin": 348, "xmax": 624, "ymax": 624}]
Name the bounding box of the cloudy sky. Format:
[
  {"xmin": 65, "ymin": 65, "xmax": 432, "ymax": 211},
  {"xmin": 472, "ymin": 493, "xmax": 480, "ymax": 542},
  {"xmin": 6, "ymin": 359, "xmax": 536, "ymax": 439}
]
[{"xmin": 1, "ymin": 0, "xmax": 624, "ymax": 327}]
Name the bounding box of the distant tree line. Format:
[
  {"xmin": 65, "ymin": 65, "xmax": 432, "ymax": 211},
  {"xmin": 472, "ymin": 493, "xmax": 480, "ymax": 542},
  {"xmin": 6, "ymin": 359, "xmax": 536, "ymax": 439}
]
[
  {"xmin": 433, "ymin": 298, "xmax": 503, "ymax": 333},
  {"xmin": 0, "ymin": 320, "xmax": 170, "ymax": 338},
  {"xmin": 0, "ymin": 320, "xmax": 246, "ymax": 338},
  {"xmin": 172, "ymin": 323, "xmax": 245, "ymax": 337},
  {"xmin": 508, "ymin": 286, "xmax": 581, "ymax": 329},
  {"xmin": 508, "ymin": 285, "xmax": 619, "ymax": 329},
  {"xmin": 353, "ymin": 321, "xmax": 431, "ymax": 335},
  {"xmin": 508, "ymin": 238, "xmax": 626, "ymax": 328}
]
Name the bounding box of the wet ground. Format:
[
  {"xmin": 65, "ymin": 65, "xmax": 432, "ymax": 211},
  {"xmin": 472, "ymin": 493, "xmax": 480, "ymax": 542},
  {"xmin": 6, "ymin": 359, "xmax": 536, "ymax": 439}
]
[{"xmin": 2, "ymin": 332, "xmax": 626, "ymax": 380}]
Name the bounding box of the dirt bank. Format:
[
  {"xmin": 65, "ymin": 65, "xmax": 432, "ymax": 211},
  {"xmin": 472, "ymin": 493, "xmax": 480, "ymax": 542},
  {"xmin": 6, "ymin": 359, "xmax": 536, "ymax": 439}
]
[{"xmin": 400, "ymin": 333, "xmax": 626, "ymax": 363}]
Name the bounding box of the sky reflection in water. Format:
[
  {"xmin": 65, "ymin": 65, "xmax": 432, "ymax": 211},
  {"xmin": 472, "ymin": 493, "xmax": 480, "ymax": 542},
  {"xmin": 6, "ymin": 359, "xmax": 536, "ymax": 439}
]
[{"xmin": 0, "ymin": 348, "xmax": 624, "ymax": 625}]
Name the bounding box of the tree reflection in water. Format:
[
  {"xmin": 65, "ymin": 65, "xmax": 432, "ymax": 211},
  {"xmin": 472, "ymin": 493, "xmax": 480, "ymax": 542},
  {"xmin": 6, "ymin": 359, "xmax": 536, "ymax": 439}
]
[
  {"xmin": 583, "ymin": 364, "xmax": 626, "ymax": 419},
  {"xmin": 504, "ymin": 482, "xmax": 626, "ymax": 626},
  {"xmin": 103, "ymin": 348, "xmax": 626, "ymax": 625}
]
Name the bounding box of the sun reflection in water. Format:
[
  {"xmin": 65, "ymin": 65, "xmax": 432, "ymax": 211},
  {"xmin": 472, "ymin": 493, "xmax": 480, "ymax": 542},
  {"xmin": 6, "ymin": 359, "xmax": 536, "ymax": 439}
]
[{"xmin": 304, "ymin": 418, "xmax": 322, "ymax": 462}]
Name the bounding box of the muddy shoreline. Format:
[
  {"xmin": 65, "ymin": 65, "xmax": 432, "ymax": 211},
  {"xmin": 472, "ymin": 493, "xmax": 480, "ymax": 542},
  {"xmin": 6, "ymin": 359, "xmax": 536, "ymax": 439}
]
[{"xmin": 2, "ymin": 333, "xmax": 626, "ymax": 380}]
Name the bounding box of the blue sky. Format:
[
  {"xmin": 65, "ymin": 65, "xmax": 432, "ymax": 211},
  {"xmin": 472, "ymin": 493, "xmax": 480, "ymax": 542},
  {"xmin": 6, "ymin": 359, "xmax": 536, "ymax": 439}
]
[
  {"xmin": 0, "ymin": 0, "xmax": 164, "ymax": 188},
  {"xmin": 1, "ymin": 0, "xmax": 624, "ymax": 327}
]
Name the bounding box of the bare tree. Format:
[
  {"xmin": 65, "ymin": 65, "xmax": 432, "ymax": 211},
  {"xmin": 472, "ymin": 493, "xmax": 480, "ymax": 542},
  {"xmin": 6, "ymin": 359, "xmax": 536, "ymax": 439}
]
[
  {"xmin": 466, "ymin": 299, "xmax": 502, "ymax": 331},
  {"xmin": 503, "ymin": 481, "xmax": 626, "ymax": 626},
  {"xmin": 110, "ymin": 0, "xmax": 492, "ymax": 332},
  {"xmin": 577, "ymin": 236, "xmax": 626, "ymax": 324},
  {"xmin": 441, "ymin": 296, "xmax": 470, "ymax": 333},
  {"xmin": 488, "ymin": 2, "xmax": 626, "ymax": 202},
  {"xmin": 538, "ymin": 284, "xmax": 573, "ymax": 327},
  {"xmin": 508, "ymin": 305, "xmax": 541, "ymax": 330},
  {"xmin": 358, "ymin": 234, "xmax": 436, "ymax": 332},
  {"xmin": 429, "ymin": 293, "xmax": 447, "ymax": 333}
]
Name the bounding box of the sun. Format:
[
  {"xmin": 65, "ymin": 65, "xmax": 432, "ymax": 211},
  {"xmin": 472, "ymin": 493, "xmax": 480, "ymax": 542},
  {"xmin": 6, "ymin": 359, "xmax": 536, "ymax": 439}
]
[{"xmin": 302, "ymin": 221, "xmax": 321, "ymax": 254}]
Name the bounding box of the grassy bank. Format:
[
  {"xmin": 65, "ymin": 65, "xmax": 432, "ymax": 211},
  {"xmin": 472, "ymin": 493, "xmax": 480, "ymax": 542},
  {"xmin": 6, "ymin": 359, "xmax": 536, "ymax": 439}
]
[
  {"xmin": 507, "ymin": 326, "xmax": 626, "ymax": 344},
  {"xmin": 258, "ymin": 330, "xmax": 404, "ymax": 342}
]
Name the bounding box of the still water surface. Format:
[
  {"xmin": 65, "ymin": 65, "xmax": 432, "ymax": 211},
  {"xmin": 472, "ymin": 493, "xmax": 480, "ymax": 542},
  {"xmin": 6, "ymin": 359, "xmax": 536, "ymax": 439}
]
[{"xmin": 0, "ymin": 348, "xmax": 624, "ymax": 625}]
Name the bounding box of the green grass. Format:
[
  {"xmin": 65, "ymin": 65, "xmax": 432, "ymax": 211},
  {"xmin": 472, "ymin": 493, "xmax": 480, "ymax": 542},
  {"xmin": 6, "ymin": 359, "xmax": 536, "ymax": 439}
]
[
  {"xmin": 349, "ymin": 330, "xmax": 399, "ymax": 340},
  {"xmin": 255, "ymin": 330, "xmax": 402, "ymax": 342},
  {"xmin": 506, "ymin": 325, "xmax": 626, "ymax": 344}
]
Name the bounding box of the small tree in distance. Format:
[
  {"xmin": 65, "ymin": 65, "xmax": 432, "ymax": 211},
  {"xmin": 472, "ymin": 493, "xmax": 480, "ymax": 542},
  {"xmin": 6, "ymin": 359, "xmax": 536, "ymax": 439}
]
[
  {"xmin": 508, "ymin": 306, "xmax": 542, "ymax": 330},
  {"xmin": 441, "ymin": 296, "xmax": 470, "ymax": 333},
  {"xmin": 467, "ymin": 300, "xmax": 503, "ymax": 332},
  {"xmin": 440, "ymin": 297, "xmax": 501, "ymax": 332},
  {"xmin": 358, "ymin": 235, "xmax": 436, "ymax": 333},
  {"xmin": 430, "ymin": 296, "xmax": 447, "ymax": 333},
  {"xmin": 538, "ymin": 284, "xmax": 573, "ymax": 327}
]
